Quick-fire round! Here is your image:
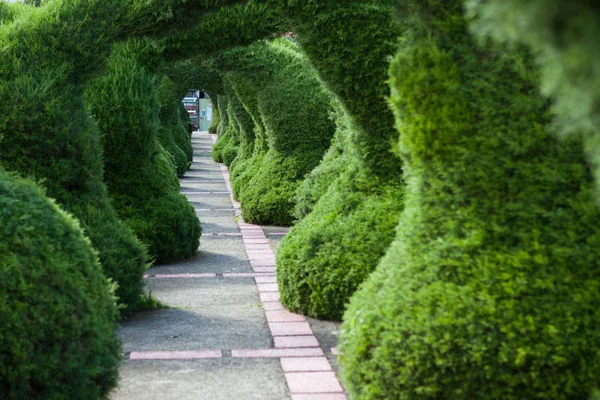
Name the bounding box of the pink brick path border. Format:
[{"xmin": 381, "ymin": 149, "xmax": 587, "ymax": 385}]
[{"xmin": 210, "ymin": 133, "xmax": 347, "ymax": 399}]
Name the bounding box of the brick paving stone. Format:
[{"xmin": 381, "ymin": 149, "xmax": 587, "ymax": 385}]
[
  {"xmin": 223, "ymin": 272, "xmax": 276, "ymax": 278},
  {"xmin": 245, "ymin": 245, "xmax": 273, "ymax": 251},
  {"xmin": 269, "ymin": 322, "xmax": 312, "ymax": 336},
  {"xmin": 243, "ymin": 239, "xmax": 270, "ymax": 244},
  {"xmin": 257, "ymin": 283, "xmax": 279, "ymax": 292},
  {"xmin": 255, "ymin": 276, "xmax": 277, "ymax": 283},
  {"xmin": 291, "ymin": 394, "xmax": 347, "ymax": 400},
  {"xmin": 262, "ymin": 302, "xmax": 285, "ymax": 311},
  {"xmin": 232, "ymin": 348, "xmax": 324, "ymax": 358},
  {"xmin": 247, "ymin": 253, "xmax": 275, "ymax": 259},
  {"xmin": 274, "ymin": 336, "xmax": 320, "ymax": 348},
  {"xmin": 250, "ymin": 260, "xmax": 276, "ymax": 267},
  {"xmin": 151, "ymin": 273, "xmax": 217, "ymax": 279},
  {"xmin": 280, "ymin": 357, "xmax": 332, "ymax": 372},
  {"xmin": 265, "ymin": 310, "xmax": 306, "ymax": 323},
  {"xmin": 129, "ymin": 350, "xmax": 222, "ymax": 360},
  {"xmin": 253, "ymin": 267, "xmax": 277, "ymax": 273},
  {"xmin": 285, "ymin": 372, "xmax": 343, "ymax": 394},
  {"xmin": 260, "ymin": 292, "xmax": 281, "ymax": 302}
]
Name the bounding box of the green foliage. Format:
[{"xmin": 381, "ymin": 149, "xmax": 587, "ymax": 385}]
[
  {"xmin": 212, "ymin": 93, "xmax": 241, "ymax": 164},
  {"xmin": 278, "ymin": 167, "xmax": 403, "ymax": 319},
  {"xmin": 87, "ymin": 42, "xmax": 201, "ymax": 263},
  {"xmin": 209, "ymin": 101, "xmax": 220, "ymax": 133},
  {"xmin": 157, "ymin": 76, "xmax": 193, "ymax": 176},
  {"xmin": 0, "ymin": 1, "xmax": 147, "ymax": 318},
  {"xmin": 277, "ymin": 0, "xmax": 401, "ymax": 180},
  {"xmin": 466, "ymin": 0, "xmax": 600, "ymax": 191},
  {"xmin": 340, "ymin": 2, "xmax": 600, "ymax": 399},
  {"xmin": 213, "ymin": 39, "xmax": 336, "ymax": 225},
  {"xmin": 162, "ymin": 2, "xmax": 287, "ymax": 62},
  {"xmin": 0, "ymin": 169, "xmax": 121, "ymax": 399},
  {"xmin": 275, "ymin": 1, "xmax": 404, "ymax": 319}
]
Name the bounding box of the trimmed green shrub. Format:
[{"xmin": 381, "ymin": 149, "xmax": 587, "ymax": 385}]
[
  {"xmin": 340, "ymin": 2, "xmax": 600, "ymax": 399},
  {"xmin": 0, "ymin": 1, "xmax": 147, "ymax": 318},
  {"xmin": 275, "ymin": 1, "xmax": 404, "ymax": 320},
  {"xmin": 0, "ymin": 168, "xmax": 121, "ymax": 399},
  {"xmin": 212, "ymin": 89, "xmax": 241, "ymax": 165},
  {"xmin": 466, "ymin": 0, "xmax": 600, "ymax": 190},
  {"xmin": 87, "ymin": 42, "xmax": 201, "ymax": 263},
  {"xmin": 209, "ymin": 102, "xmax": 220, "ymax": 133},
  {"xmin": 157, "ymin": 76, "xmax": 192, "ymax": 176},
  {"xmin": 216, "ymin": 95, "xmax": 230, "ymax": 136},
  {"xmin": 212, "ymin": 39, "xmax": 336, "ymax": 225}
]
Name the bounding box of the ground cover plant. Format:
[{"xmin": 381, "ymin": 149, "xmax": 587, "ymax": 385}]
[
  {"xmin": 87, "ymin": 42, "xmax": 201, "ymax": 263},
  {"xmin": 0, "ymin": 168, "xmax": 121, "ymax": 399},
  {"xmin": 340, "ymin": 1, "xmax": 600, "ymax": 398},
  {"xmin": 275, "ymin": 0, "xmax": 405, "ymax": 320}
]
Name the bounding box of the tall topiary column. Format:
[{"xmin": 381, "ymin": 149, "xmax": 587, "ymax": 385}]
[
  {"xmin": 275, "ymin": 0, "xmax": 404, "ymax": 320},
  {"xmin": 87, "ymin": 42, "xmax": 201, "ymax": 264},
  {"xmin": 340, "ymin": 1, "xmax": 600, "ymax": 398},
  {"xmin": 0, "ymin": 168, "xmax": 121, "ymax": 398},
  {"xmin": 0, "ymin": 0, "xmax": 147, "ymax": 317}
]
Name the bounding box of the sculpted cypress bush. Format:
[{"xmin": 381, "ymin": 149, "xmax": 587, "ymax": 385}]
[
  {"xmin": 467, "ymin": 0, "xmax": 600, "ymax": 189},
  {"xmin": 87, "ymin": 42, "xmax": 201, "ymax": 263},
  {"xmin": 0, "ymin": 1, "xmax": 146, "ymax": 317},
  {"xmin": 212, "ymin": 89, "xmax": 241, "ymax": 165},
  {"xmin": 0, "ymin": 169, "xmax": 121, "ymax": 399},
  {"xmin": 275, "ymin": 0, "xmax": 404, "ymax": 320},
  {"xmin": 212, "ymin": 39, "xmax": 336, "ymax": 225},
  {"xmin": 340, "ymin": 2, "xmax": 600, "ymax": 398},
  {"xmin": 157, "ymin": 76, "xmax": 192, "ymax": 176},
  {"xmin": 209, "ymin": 103, "xmax": 220, "ymax": 133}
]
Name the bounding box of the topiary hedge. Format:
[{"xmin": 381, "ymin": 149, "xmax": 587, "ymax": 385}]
[
  {"xmin": 466, "ymin": 0, "xmax": 600, "ymax": 191},
  {"xmin": 0, "ymin": 168, "xmax": 121, "ymax": 399},
  {"xmin": 157, "ymin": 76, "xmax": 193, "ymax": 176},
  {"xmin": 87, "ymin": 42, "xmax": 201, "ymax": 263},
  {"xmin": 211, "ymin": 39, "xmax": 336, "ymax": 225},
  {"xmin": 340, "ymin": 2, "xmax": 600, "ymax": 398},
  {"xmin": 0, "ymin": 1, "xmax": 147, "ymax": 318},
  {"xmin": 208, "ymin": 100, "xmax": 220, "ymax": 133},
  {"xmin": 275, "ymin": 0, "xmax": 404, "ymax": 320}
]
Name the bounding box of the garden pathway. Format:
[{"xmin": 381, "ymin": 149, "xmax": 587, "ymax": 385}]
[{"xmin": 110, "ymin": 131, "xmax": 346, "ymax": 400}]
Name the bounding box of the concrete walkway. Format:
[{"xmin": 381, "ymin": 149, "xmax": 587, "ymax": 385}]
[{"xmin": 111, "ymin": 131, "xmax": 347, "ymax": 400}]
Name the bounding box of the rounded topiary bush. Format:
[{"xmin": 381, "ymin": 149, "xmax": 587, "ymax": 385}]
[
  {"xmin": 0, "ymin": 2, "xmax": 147, "ymax": 318},
  {"xmin": 87, "ymin": 42, "xmax": 200, "ymax": 263},
  {"xmin": 0, "ymin": 169, "xmax": 121, "ymax": 399},
  {"xmin": 340, "ymin": 2, "xmax": 600, "ymax": 399}
]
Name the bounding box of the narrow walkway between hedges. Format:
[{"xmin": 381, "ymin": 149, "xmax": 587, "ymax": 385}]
[{"xmin": 111, "ymin": 131, "xmax": 347, "ymax": 400}]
